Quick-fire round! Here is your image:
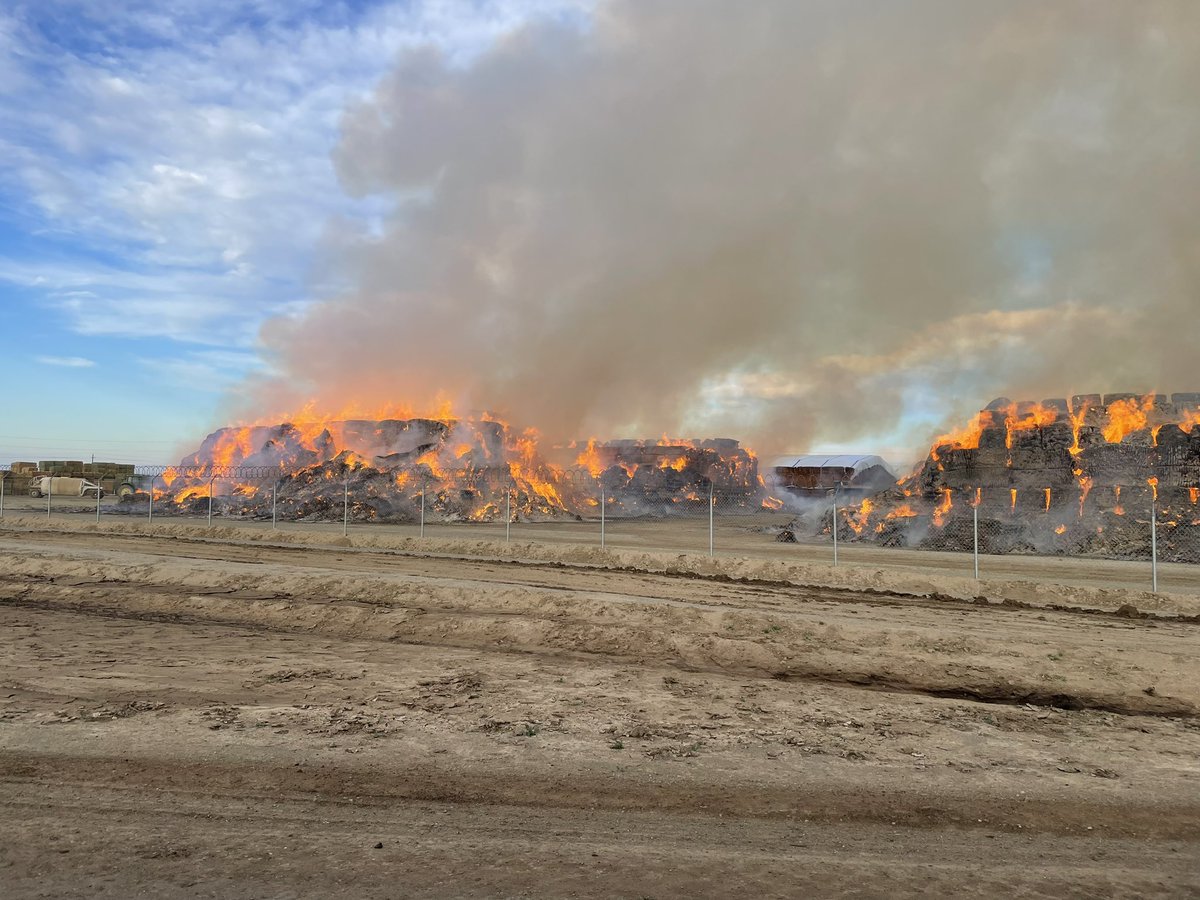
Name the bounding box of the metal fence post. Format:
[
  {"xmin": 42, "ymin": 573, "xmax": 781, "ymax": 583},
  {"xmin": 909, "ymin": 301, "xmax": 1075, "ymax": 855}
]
[
  {"xmin": 1, "ymin": 472, "xmax": 5, "ymax": 518},
  {"xmin": 207, "ymin": 477, "xmax": 215, "ymax": 526},
  {"xmin": 708, "ymin": 480, "xmax": 714, "ymax": 558},
  {"xmin": 96, "ymin": 480, "xmax": 102, "ymax": 523},
  {"xmin": 47, "ymin": 477, "xmax": 52, "ymax": 521},
  {"xmin": 832, "ymin": 483, "xmax": 839, "ymax": 567},
  {"xmin": 1151, "ymin": 496, "xmax": 1158, "ymax": 593},
  {"xmin": 343, "ymin": 480, "xmax": 349, "ymax": 537},
  {"xmin": 420, "ymin": 475, "xmax": 426, "ymax": 538},
  {"xmin": 600, "ymin": 482, "xmax": 605, "ymax": 549},
  {"xmin": 973, "ymin": 503, "xmax": 980, "ymax": 580},
  {"xmin": 272, "ymin": 481, "xmax": 278, "ymax": 530},
  {"xmin": 505, "ymin": 489, "xmax": 511, "ymax": 543},
  {"xmin": 148, "ymin": 476, "xmax": 154, "ymax": 524}
]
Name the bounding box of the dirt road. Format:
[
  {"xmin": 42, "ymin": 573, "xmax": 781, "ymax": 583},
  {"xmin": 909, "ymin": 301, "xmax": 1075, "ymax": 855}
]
[{"xmin": 1, "ymin": 520, "xmax": 1197, "ymax": 897}]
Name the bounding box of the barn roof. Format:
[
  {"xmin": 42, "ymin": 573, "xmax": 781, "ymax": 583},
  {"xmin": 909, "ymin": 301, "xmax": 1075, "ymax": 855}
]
[{"xmin": 769, "ymin": 453, "xmax": 893, "ymax": 474}]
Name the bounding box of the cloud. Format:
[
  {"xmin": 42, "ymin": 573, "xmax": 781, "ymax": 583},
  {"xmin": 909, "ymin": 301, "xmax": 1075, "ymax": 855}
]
[
  {"xmin": 0, "ymin": 0, "xmax": 589, "ymax": 347},
  {"xmin": 35, "ymin": 355, "xmax": 95, "ymax": 367},
  {"xmin": 138, "ymin": 348, "xmax": 265, "ymax": 390},
  {"xmin": 241, "ymin": 0, "xmax": 1200, "ymax": 458}
]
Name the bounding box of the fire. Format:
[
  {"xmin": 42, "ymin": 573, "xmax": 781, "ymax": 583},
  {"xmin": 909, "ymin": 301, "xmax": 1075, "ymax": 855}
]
[
  {"xmin": 1180, "ymin": 409, "xmax": 1200, "ymax": 434},
  {"xmin": 847, "ymin": 498, "xmax": 874, "ymax": 536},
  {"xmin": 1191, "ymin": 488, "xmax": 1199, "ymax": 505},
  {"xmin": 1102, "ymin": 394, "xmax": 1155, "ymax": 444},
  {"xmin": 1005, "ymin": 403, "xmax": 1058, "ymax": 450},
  {"xmin": 930, "ymin": 410, "xmax": 992, "ymax": 459},
  {"xmin": 575, "ymin": 439, "xmax": 604, "ymax": 478},
  {"xmin": 1043, "ymin": 488, "xmax": 1051, "ymax": 512},
  {"xmin": 761, "ymin": 495, "xmax": 784, "ymax": 511},
  {"xmin": 932, "ymin": 488, "xmax": 953, "ymax": 527},
  {"xmin": 1078, "ymin": 476, "xmax": 1093, "ymax": 517},
  {"xmin": 1113, "ymin": 486, "xmax": 1125, "ymax": 516},
  {"xmin": 416, "ymin": 448, "xmax": 447, "ymax": 480},
  {"xmin": 1010, "ymin": 488, "xmax": 1017, "ymax": 512},
  {"xmin": 1068, "ymin": 397, "xmax": 1091, "ymax": 457},
  {"xmin": 1148, "ymin": 476, "xmax": 1159, "ymax": 503},
  {"xmin": 973, "ymin": 487, "xmax": 982, "ymax": 508},
  {"xmin": 619, "ymin": 462, "xmax": 639, "ymax": 480},
  {"xmin": 876, "ymin": 503, "xmax": 917, "ymax": 533},
  {"xmin": 659, "ymin": 455, "xmax": 689, "ymax": 472},
  {"xmin": 1055, "ymin": 524, "xmax": 1066, "ymax": 535}
]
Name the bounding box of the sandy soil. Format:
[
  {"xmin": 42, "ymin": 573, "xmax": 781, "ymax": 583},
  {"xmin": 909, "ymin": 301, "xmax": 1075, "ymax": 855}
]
[{"xmin": 1, "ymin": 517, "xmax": 1198, "ymax": 897}]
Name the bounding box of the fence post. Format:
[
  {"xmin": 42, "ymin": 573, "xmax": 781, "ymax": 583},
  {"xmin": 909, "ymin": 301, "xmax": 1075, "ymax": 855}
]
[
  {"xmin": 832, "ymin": 483, "xmax": 839, "ymax": 567},
  {"xmin": 96, "ymin": 480, "xmax": 102, "ymax": 523},
  {"xmin": 600, "ymin": 482, "xmax": 605, "ymax": 549},
  {"xmin": 343, "ymin": 480, "xmax": 349, "ymax": 537},
  {"xmin": 973, "ymin": 503, "xmax": 979, "ymax": 580},
  {"xmin": 207, "ymin": 477, "xmax": 215, "ymax": 526},
  {"xmin": 148, "ymin": 476, "xmax": 154, "ymax": 524},
  {"xmin": 505, "ymin": 489, "xmax": 511, "ymax": 543},
  {"xmin": 1151, "ymin": 496, "xmax": 1158, "ymax": 593},
  {"xmin": 420, "ymin": 475, "xmax": 426, "ymax": 538},
  {"xmin": 272, "ymin": 481, "xmax": 278, "ymax": 530},
  {"xmin": 47, "ymin": 477, "xmax": 52, "ymax": 521},
  {"xmin": 708, "ymin": 480, "xmax": 714, "ymax": 558},
  {"xmin": 1, "ymin": 471, "xmax": 5, "ymax": 518}
]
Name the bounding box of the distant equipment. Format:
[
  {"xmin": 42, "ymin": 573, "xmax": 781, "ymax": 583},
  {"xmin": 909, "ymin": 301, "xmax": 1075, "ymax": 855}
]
[
  {"xmin": 4, "ymin": 460, "xmax": 137, "ymax": 500},
  {"xmin": 769, "ymin": 453, "xmax": 896, "ymax": 499},
  {"xmin": 29, "ymin": 476, "xmax": 104, "ymax": 499}
]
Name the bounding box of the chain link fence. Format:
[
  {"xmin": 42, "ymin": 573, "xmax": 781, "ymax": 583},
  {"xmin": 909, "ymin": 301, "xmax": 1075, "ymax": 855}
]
[{"xmin": 3, "ymin": 461, "xmax": 1199, "ymax": 594}]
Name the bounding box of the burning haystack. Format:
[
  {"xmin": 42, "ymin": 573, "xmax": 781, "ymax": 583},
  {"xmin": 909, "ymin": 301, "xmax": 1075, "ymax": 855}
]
[
  {"xmin": 158, "ymin": 416, "xmax": 765, "ymax": 522},
  {"xmin": 836, "ymin": 393, "xmax": 1200, "ymax": 561}
]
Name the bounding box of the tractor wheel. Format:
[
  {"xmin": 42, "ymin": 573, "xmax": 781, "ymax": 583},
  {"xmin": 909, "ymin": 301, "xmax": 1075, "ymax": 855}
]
[{"xmin": 117, "ymin": 483, "xmax": 136, "ymax": 499}]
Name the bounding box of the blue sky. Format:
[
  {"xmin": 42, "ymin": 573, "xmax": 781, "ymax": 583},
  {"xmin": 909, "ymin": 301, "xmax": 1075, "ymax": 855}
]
[{"xmin": 0, "ymin": 0, "xmax": 588, "ymax": 465}]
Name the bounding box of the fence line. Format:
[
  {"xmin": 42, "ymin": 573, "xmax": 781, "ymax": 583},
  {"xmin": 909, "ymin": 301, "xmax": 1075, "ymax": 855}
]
[{"xmin": 4, "ymin": 463, "xmax": 1200, "ymax": 594}]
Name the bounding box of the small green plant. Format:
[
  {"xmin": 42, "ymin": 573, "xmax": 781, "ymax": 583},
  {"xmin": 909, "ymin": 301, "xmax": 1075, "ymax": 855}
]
[
  {"xmin": 521, "ymin": 723, "xmax": 540, "ymax": 737},
  {"xmin": 1048, "ymin": 651, "xmax": 1064, "ymax": 661},
  {"xmin": 609, "ymin": 739, "xmax": 624, "ymax": 750},
  {"xmin": 763, "ymin": 624, "xmax": 782, "ymax": 634}
]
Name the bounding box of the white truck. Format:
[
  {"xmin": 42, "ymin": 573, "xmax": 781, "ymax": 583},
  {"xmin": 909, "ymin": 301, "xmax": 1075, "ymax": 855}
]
[{"xmin": 29, "ymin": 476, "xmax": 104, "ymax": 499}]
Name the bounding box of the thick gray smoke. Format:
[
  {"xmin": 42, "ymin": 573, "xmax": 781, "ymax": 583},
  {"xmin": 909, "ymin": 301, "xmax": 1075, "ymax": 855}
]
[{"xmin": 242, "ymin": 0, "xmax": 1200, "ymax": 463}]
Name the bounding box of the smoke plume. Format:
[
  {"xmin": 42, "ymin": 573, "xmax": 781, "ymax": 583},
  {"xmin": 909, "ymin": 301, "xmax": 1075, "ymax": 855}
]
[{"xmin": 240, "ymin": 0, "xmax": 1200, "ymax": 463}]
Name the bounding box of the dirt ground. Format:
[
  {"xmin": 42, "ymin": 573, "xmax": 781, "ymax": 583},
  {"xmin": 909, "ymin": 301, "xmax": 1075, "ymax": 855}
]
[{"xmin": 1, "ymin": 514, "xmax": 1198, "ymax": 897}]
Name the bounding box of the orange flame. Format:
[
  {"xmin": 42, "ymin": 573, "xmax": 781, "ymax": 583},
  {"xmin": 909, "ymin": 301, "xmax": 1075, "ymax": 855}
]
[
  {"xmin": 1068, "ymin": 397, "xmax": 1091, "ymax": 457},
  {"xmin": 1103, "ymin": 395, "xmax": 1155, "ymax": 444},
  {"xmin": 932, "ymin": 488, "xmax": 953, "ymax": 527},
  {"xmin": 847, "ymin": 498, "xmax": 874, "ymax": 536},
  {"xmin": 1005, "ymin": 403, "xmax": 1058, "ymax": 450},
  {"xmin": 575, "ymin": 439, "xmax": 604, "ymax": 478}
]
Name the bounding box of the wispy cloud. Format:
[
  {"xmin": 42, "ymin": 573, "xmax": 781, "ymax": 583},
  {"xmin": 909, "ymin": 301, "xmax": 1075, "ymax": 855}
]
[
  {"xmin": 137, "ymin": 348, "xmax": 266, "ymax": 390},
  {"xmin": 35, "ymin": 355, "xmax": 95, "ymax": 367},
  {"xmin": 0, "ymin": 0, "xmax": 590, "ymax": 348}
]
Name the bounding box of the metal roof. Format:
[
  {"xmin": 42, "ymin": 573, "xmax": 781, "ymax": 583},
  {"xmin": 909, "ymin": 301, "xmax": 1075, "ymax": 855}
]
[{"xmin": 769, "ymin": 454, "xmax": 893, "ymax": 474}]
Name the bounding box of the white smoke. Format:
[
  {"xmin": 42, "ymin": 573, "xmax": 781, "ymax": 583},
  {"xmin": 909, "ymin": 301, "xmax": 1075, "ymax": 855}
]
[{"xmin": 237, "ymin": 0, "xmax": 1200, "ymax": 464}]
